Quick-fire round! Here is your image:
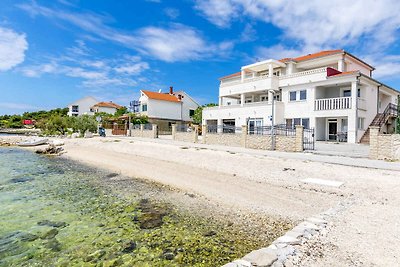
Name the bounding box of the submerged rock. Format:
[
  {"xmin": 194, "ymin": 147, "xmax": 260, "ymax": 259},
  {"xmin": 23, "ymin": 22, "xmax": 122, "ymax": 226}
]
[
  {"xmin": 137, "ymin": 199, "xmax": 168, "ymax": 229},
  {"xmin": 163, "ymin": 252, "xmax": 175, "ymax": 260},
  {"xmin": 44, "ymin": 238, "xmax": 61, "ymax": 252},
  {"xmin": 85, "ymin": 249, "xmax": 106, "ymax": 262},
  {"xmin": 18, "ymin": 233, "xmax": 38, "ymax": 242},
  {"xmin": 121, "ymin": 241, "xmax": 137, "ymax": 253},
  {"xmin": 37, "ymin": 220, "xmax": 68, "ymax": 228},
  {"xmin": 9, "ymin": 177, "xmax": 34, "ymax": 183},
  {"xmin": 40, "ymin": 229, "xmax": 59, "ymax": 239},
  {"xmin": 203, "ymin": 230, "xmax": 217, "ymax": 237}
]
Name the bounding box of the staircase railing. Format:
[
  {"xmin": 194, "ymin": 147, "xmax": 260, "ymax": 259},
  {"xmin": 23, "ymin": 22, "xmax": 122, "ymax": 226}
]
[{"xmin": 376, "ymin": 103, "xmax": 398, "ymax": 127}]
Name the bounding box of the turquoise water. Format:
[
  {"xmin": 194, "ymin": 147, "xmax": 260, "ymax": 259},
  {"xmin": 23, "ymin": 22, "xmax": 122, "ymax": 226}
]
[{"xmin": 0, "ymin": 148, "xmax": 284, "ymax": 266}]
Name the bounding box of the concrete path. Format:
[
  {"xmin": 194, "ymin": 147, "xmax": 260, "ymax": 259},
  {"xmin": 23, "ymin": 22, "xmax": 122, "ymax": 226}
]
[{"xmin": 111, "ymin": 136, "xmax": 400, "ymax": 171}]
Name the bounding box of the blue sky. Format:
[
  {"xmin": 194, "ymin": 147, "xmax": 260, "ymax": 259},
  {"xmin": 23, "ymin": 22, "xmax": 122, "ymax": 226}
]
[{"xmin": 1, "ymin": 0, "xmax": 400, "ymax": 115}]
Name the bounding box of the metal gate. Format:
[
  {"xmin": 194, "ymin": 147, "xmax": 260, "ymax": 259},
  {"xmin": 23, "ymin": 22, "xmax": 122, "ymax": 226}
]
[{"xmin": 303, "ymin": 128, "xmax": 315, "ymax": 150}]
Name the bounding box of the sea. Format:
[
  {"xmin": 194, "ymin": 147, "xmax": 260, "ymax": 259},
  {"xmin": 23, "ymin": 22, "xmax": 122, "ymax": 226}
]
[{"xmin": 0, "ymin": 147, "xmax": 262, "ymax": 266}]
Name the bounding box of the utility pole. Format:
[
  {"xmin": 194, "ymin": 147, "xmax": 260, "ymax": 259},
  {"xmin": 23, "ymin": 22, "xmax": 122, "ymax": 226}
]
[
  {"xmin": 268, "ymin": 90, "xmax": 276, "ymax": 150},
  {"xmin": 396, "ymin": 95, "xmax": 400, "ymax": 134}
]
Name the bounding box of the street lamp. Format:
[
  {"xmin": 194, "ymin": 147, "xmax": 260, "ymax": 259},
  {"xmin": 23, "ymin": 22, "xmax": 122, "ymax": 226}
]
[{"xmin": 268, "ymin": 90, "xmax": 276, "ymax": 150}]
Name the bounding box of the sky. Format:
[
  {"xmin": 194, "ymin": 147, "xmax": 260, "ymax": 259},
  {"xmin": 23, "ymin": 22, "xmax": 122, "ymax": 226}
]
[{"xmin": 1, "ymin": 0, "xmax": 400, "ymax": 115}]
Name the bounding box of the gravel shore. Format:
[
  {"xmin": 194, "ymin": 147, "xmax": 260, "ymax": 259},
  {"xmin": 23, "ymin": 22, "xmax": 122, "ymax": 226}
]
[{"xmin": 2, "ymin": 135, "xmax": 400, "ymax": 266}]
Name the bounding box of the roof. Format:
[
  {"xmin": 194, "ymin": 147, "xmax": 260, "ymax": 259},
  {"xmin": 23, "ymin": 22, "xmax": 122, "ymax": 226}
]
[
  {"xmin": 141, "ymin": 90, "xmax": 180, "ymax": 102},
  {"xmin": 220, "ymin": 49, "xmax": 375, "ymax": 80},
  {"xmin": 93, "ymin": 101, "xmax": 123, "ymax": 109},
  {"xmin": 292, "ymin": 49, "xmax": 343, "ymax": 62},
  {"xmin": 219, "ymin": 71, "xmax": 242, "ymax": 80}
]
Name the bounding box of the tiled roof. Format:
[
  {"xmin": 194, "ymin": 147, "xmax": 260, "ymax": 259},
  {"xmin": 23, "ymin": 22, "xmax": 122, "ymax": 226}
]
[
  {"xmin": 93, "ymin": 101, "xmax": 123, "ymax": 109},
  {"xmin": 141, "ymin": 90, "xmax": 180, "ymax": 102},
  {"xmin": 220, "ymin": 49, "xmax": 373, "ymax": 80},
  {"xmin": 219, "ymin": 71, "xmax": 242, "ymax": 80},
  {"xmin": 292, "ymin": 49, "xmax": 343, "ymax": 62}
]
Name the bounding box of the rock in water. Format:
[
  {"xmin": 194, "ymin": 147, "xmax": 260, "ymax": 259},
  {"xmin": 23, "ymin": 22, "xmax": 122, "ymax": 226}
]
[
  {"xmin": 40, "ymin": 229, "xmax": 59, "ymax": 239},
  {"xmin": 37, "ymin": 220, "xmax": 68, "ymax": 228},
  {"xmin": 18, "ymin": 233, "xmax": 38, "ymax": 242},
  {"xmin": 137, "ymin": 199, "xmax": 168, "ymax": 229},
  {"xmin": 9, "ymin": 177, "xmax": 34, "ymax": 183},
  {"xmin": 44, "ymin": 238, "xmax": 61, "ymax": 252},
  {"xmin": 163, "ymin": 252, "xmax": 175, "ymax": 260},
  {"xmin": 121, "ymin": 241, "xmax": 137, "ymax": 253},
  {"xmin": 35, "ymin": 145, "xmax": 64, "ymax": 155}
]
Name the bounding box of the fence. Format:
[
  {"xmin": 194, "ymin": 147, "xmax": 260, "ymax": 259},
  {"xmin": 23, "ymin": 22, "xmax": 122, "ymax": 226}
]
[
  {"xmin": 199, "ymin": 124, "xmax": 305, "ymax": 152},
  {"xmin": 206, "ymin": 125, "xmax": 242, "ymax": 134}
]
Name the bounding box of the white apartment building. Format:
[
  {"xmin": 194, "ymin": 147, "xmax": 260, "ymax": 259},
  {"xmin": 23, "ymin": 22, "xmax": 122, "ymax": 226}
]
[
  {"xmin": 203, "ymin": 50, "xmax": 399, "ymax": 143},
  {"xmin": 135, "ymin": 87, "xmax": 200, "ymax": 130},
  {"xmin": 67, "ymin": 96, "xmax": 98, "ymax": 117}
]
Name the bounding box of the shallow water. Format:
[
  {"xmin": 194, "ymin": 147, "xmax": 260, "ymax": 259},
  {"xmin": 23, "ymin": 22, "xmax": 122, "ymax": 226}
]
[{"xmin": 0, "ymin": 148, "xmax": 274, "ymax": 266}]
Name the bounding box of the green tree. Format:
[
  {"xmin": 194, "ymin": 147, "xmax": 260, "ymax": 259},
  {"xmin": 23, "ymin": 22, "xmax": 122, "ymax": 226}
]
[
  {"xmin": 192, "ymin": 103, "xmax": 217, "ymax": 125},
  {"xmin": 38, "ymin": 115, "xmax": 69, "ymax": 135},
  {"xmin": 70, "ymin": 115, "xmax": 98, "ymax": 137},
  {"xmin": 114, "ymin": 106, "xmax": 128, "ymax": 117}
]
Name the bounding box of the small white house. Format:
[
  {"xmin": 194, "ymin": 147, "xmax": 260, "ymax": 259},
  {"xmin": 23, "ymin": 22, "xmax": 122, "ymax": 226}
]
[
  {"xmin": 135, "ymin": 87, "xmax": 200, "ymax": 130},
  {"xmin": 203, "ymin": 49, "xmax": 399, "ymax": 144},
  {"xmin": 91, "ymin": 101, "xmax": 123, "ymax": 115},
  {"xmin": 67, "ymin": 96, "xmax": 98, "ymax": 116}
]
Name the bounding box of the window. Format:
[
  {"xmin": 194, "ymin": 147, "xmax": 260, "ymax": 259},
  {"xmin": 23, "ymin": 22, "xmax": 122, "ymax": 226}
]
[
  {"xmin": 357, "ymin": 88, "xmax": 361, "ymax": 97},
  {"xmin": 260, "ymin": 95, "xmax": 268, "ymax": 102},
  {"xmin": 286, "ymin": 118, "xmax": 310, "ymax": 129},
  {"xmin": 293, "ymin": 118, "xmax": 301, "ymax": 126},
  {"xmin": 300, "ymin": 90, "xmax": 307, "ymax": 100},
  {"xmin": 142, "ymin": 104, "xmax": 148, "ymax": 112},
  {"xmin": 245, "ymin": 97, "xmax": 253, "ymax": 103},
  {"xmin": 72, "ymin": 105, "xmax": 79, "ymax": 113},
  {"xmin": 358, "ymin": 117, "xmax": 365, "ymax": 130},
  {"xmin": 289, "ymin": 91, "xmax": 297, "ymax": 101},
  {"xmin": 227, "ymin": 102, "xmax": 231, "ymax": 105},
  {"xmin": 189, "ymin": 109, "xmax": 195, "ymax": 117},
  {"xmin": 343, "ymin": 89, "xmax": 351, "ymax": 97}
]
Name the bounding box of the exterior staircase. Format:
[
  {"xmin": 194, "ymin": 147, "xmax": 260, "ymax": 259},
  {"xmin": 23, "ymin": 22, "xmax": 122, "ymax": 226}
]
[{"xmin": 360, "ymin": 103, "xmax": 398, "ymax": 144}]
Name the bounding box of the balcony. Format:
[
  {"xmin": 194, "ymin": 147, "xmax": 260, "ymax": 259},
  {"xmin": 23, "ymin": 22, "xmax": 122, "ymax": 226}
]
[
  {"xmin": 315, "ymin": 97, "xmax": 352, "ymax": 111},
  {"xmin": 220, "ymin": 75, "xmax": 279, "ymax": 97}
]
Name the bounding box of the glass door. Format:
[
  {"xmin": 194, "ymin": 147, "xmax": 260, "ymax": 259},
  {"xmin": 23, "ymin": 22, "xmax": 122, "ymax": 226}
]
[{"xmin": 328, "ymin": 121, "xmax": 337, "ymax": 141}]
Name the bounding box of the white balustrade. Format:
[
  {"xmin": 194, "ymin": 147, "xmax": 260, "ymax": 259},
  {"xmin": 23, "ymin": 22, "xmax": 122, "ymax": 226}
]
[{"xmin": 315, "ymin": 97, "xmax": 352, "ymax": 111}]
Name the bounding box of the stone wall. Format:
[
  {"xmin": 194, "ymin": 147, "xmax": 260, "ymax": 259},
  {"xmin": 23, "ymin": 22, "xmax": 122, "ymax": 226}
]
[
  {"xmin": 246, "ymin": 135, "xmax": 272, "ymax": 150},
  {"xmin": 170, "ymin": 124, "xmax": 305, "ymax": 152},
  {"xmin": 369, "ymin": 126, "xmax": 400, "ymax": 160},
  {"xmin": 204, "ymin": 133, "xmax": 242, "ymax": 147},
  {"xmin": 276, "ymin": 136, "xmax": 297, "ymax": 152},
  {"xmin": 129, "ymin": 124, "xmax": 157, "ymax": 139}
]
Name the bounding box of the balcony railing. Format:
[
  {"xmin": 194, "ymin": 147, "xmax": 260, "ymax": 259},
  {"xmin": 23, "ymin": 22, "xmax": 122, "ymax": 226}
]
[{"xmin": 315, "ymin": 97, "xmax": 351, "ymax": 111}]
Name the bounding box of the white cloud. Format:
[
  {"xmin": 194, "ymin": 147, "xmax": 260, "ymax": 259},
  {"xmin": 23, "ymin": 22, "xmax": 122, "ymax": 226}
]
[
  {"xmin": 21, "ymin": 62, "xmax": 57, "ymax": 77},
  {"xmin": 0, "ymin": 26, "xmax": 28, "ymax": 71},
  {"xmin": 19, "ymin": 40, "xmax": 151, "ymax": 89},
  {"xmin": 114, "ymin": 62, "xmax": 149, "ymax": 75},
  {"xmin": 18, "ymin": 2, "xmax": 231, "ymax": 62},
  {"xmin": 136, "ymin": 24, "xmax": 232, "ymax": 62},
  {"xmin": 240, "ymin": 23, "xmax": 257, "ymax": 42},
  {"xmin": 0, "ymin": 102, "xmax": 39, "ymax": 110},
  {"xmin": 194, "ymin": 0, "xmax": 237, "ymax": 28},
  {"xmin": 195, "ymin": 0, "xmax": 400, "ymax": 52},
  {"xmin": 164, "ymin": 8, "xmax": 180, "ymax": 19}
]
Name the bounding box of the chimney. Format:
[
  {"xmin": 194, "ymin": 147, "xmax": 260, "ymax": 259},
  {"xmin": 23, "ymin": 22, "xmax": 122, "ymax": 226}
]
[{"xmin": 169, "ymin": 86, "xmax": 173, "ymax": 94}]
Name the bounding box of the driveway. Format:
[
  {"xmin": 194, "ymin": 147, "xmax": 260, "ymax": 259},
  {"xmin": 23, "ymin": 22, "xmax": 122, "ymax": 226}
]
[{"xmin": 313, "ymin": 141, "xmax": 370, "ymax": 158}]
